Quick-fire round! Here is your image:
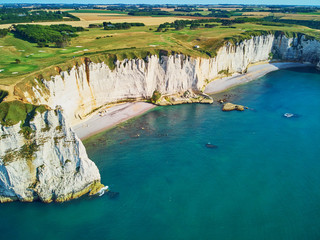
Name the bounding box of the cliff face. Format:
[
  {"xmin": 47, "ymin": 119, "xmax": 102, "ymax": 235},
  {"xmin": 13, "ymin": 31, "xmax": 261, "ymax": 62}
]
[
  {"xmin": 273, "ymin": 35, "xmax": 320, "ymax": 63},
  {"xmin": 0, "ymin": 109, "xmax": 101, "ymax": 203},
  {"xmin": 18, "ymin": 34, "xmax": 319, "ymax": 124}
]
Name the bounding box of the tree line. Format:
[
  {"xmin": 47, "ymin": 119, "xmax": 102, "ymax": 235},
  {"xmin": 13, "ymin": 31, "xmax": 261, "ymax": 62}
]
[
  {"xmin": 156, "ymin": 17, "xmax": 320, "ymax": 32},
  {"xmin": 156, "ymin": 19, "xmax": 232, "ymax": 31},
  {"xmin": 13, "ymin": 24, "xmax": 85, "ymax": 47},
  {"xmin": 103, "ymin": 22, "xmax": 145, "ymax": 30},
  {"xmin": 0, "ymin": 8, "xmax": 79, "ymax": 24}
]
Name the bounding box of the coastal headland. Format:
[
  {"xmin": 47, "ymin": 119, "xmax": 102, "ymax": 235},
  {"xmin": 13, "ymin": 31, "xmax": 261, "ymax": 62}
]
[{"xmin": 1, "ymin": 19, "xmax": 320, "ymax": 202}]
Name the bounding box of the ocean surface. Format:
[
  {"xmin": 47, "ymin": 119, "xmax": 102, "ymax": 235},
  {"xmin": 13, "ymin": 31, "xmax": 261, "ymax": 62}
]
[{"xmin": 1, "ymin": 67, "xmax": 320, "ymax": 240}]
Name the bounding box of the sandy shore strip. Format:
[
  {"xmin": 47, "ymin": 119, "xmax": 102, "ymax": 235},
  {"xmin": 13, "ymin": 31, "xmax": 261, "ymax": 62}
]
[
  {"xmin": 204, "ymin": 62, "xmax": 313, "ymax": 94},
  {"xmin": 72, "ymin": 102, "xmax": 155, "ymax": 140},
  {"xmin": 73, "ymin": 62, "xmax": 312, "ymax": 140}
]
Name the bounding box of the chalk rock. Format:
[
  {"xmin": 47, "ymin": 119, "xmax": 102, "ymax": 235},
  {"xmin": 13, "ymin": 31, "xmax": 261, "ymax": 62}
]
[{"xmin": 0, "ymin": 108, "xmax": 102, "ymax": 203}]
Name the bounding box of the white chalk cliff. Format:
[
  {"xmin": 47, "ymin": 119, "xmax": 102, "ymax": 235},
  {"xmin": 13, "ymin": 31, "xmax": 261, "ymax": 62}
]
[
  {"xmin": 0, "ymin": 108, "xmax": 101, "ymax": 203},
  {"xmin": 1, "ymin": 32, "xmax": 319, "ymax": 203},
  {"xmin": 18, "ymin": 34, "xmax": 320, "ymax": 125}
]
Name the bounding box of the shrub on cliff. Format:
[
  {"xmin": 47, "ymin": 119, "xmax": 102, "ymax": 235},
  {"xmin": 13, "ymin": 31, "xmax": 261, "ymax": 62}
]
[
  {"xmin": 151, "ymin": 90, "xmax": 161, "ymax": 104},
  {"xmin": 0, "ymin": 29, "xmax": 8, "ymax": 38},
  {"xmin": 0, "ymin": 90, "xmax": 8, "ymax": 103}
]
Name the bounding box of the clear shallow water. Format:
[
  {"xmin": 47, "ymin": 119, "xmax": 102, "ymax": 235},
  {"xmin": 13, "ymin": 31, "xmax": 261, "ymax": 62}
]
[{"xmin": 1, "ymin": 68, "xmax": 320, "ymax": 240}]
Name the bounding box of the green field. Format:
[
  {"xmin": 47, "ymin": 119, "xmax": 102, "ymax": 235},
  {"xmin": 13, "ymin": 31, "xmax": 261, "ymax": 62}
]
[
  {"xmin": 297, "ymin": 12, "xmax": 320, "ymax": 15},
  {"xmin": 0, "ymin": 20, "xmax": 319, "ymax": 88}
]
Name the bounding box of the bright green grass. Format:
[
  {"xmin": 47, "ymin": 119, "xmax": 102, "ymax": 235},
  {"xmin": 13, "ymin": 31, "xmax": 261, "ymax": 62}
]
[
  {"xmin": 57, "ymin": 47, "xmax": 83, "ymax": 54},
  {"xmin": 6, "ymin": 64, "xmax": 38, "ymax": 72},
  {"xmin": 297, "ymin": 12, "xmax": 320, "ymax": 15},
  {"xmin": 30, "ymin": 53, "xmax": 55, "ymax": 58},
  {"xmin": 150, "ymin": 42, "xmax": 169, "ymax": 46},
  {"xmin": 0, "ymin": 100, "xmax": 47, "ymax": 126}
]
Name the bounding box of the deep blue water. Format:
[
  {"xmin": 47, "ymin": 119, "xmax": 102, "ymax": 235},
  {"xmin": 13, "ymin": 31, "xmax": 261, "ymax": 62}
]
[{"xmin": 1, "ymin": 67, "xmax": 320, "ymax": 240}]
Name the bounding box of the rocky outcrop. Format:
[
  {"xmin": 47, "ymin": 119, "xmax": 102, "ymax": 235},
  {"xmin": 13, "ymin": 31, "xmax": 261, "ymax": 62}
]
[
  {"xmin": 156, "ymin": 90, "xmax": 213, "ymax": 106},
  {"xmin": 222, "ymin": 103, "xmax": 245, "ymax": 111},
  {"xmin": 0, "ymin": 108, "xmax": 102, "ymax": 203}
]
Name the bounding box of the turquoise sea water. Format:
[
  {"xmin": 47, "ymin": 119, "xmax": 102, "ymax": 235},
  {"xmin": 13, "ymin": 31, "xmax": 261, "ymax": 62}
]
[{"xmin": 1, "ymin": 67, "xmax": 320, "ymax": 240}]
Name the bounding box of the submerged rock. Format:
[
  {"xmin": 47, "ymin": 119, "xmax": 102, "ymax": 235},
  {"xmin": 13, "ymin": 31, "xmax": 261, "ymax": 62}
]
[
  {"xmin": 222, "ymin": 103, "xmax": 245, "ymax": 111},
  {"xmin": 205, "ymin": 143, "xmax": 218, "ymax": 149},
  {"xmin": 106, "ymin": 191, "xmax": 119, "ymax": 199}
]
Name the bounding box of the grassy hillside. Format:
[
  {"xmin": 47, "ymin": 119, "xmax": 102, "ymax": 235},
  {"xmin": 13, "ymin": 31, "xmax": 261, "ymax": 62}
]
[{"xmin": 0, "ymin": 21, "xmax": 319, "ymax": 87}]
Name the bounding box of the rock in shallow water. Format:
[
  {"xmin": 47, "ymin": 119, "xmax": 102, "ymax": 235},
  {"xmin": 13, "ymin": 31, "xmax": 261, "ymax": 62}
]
[
  {"xmin": 205, "ymin": 143, "xmax": 218, "ymax": 149},
  {"xmin": 222, "ymin": 103, "xmax": 245, "ymax": 111}
]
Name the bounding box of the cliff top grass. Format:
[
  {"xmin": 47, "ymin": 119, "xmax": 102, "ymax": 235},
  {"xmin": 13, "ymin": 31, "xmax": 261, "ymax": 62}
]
[
  {"xmin": 0, "ymin": 20, "xmax": 319, "ymax": 89},
  {"xmin": 0, "ymin": 100, "xmax": 47, "ymax": 126}
]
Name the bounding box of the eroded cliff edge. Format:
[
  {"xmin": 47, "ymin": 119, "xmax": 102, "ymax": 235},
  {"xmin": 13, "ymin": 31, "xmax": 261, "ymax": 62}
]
[{"xmin": 1, "ymin": 32, "xmax": 319, "ymax": 203}]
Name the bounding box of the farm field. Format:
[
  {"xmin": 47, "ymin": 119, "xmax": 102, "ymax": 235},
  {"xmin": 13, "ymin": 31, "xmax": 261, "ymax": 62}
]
[{"xmin": 0, "ymin": 16, "xmax": 190, "ymax": 29}]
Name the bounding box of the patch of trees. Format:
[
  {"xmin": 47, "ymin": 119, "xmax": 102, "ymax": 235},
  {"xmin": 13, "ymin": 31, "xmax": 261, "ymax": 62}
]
[
  {"xmin": 204, "ymin": 24, "xmax": 219, "ymax": 28},
  {"xmin": 174, "ymin": 8, "xmax": 203, "ymax": 12},
  {"xmin": 234, "ymin": 16, "xmax": 320, "ymax": 30},
  {"xmin": 0, "ymin": 8, "xmax": 79, "ymax": 24},
  {"xmin": 0, "ymin": 29, "xmax": 8, "ymax": 38},
  {"xmin": 259, "ymin": 7, "xmax": 318, "ymax": 14},
  {"xmin": 156, "ymin": 19, "xmax": 235, "ymax": 32},
  {"xmin": 12, "ymin": 24, "xmax": 85, "ymax": 47},
  {"xmin": 128, "ymin": 9, "xmax": 171, "ymax": 16},
  {"xmin": 103, "ymin": 22, "xmax": 145, "ymax": 30},
  {"xmin": 89, "ymin": 23, "xmax": 103, "ymax": 28}
]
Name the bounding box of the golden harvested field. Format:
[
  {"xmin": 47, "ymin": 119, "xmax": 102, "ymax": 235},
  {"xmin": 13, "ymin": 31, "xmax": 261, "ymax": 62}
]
[
  {"xmin": 243, "ymin": 12, "xmax": 271, "ymax": 17},
  {"xmin": 279, "ymin": 13, "xmax": 320, "ymax": 21},
  {"xmin": 71, "ymin": 12, "xmax": 190, "ymax": 25},
  {"xmin": 0, "ymin": 16, "xmax": 190, "ymax": 29}
]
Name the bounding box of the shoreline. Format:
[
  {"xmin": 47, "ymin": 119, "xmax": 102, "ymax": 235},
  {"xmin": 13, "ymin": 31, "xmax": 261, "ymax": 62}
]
[
  {"xmin": 73, "ymin": 62, "xmax": 314, "ymax": 140},
  {"xmin": 204, "ymin": 62, "xmax": 314, "ymax": 95},
  {"xmin": 72, "ymin": 102, "xmax": 155, "ymax": 140}
]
